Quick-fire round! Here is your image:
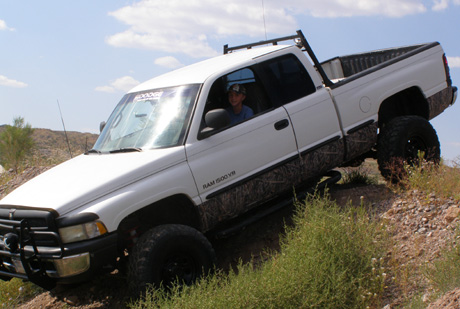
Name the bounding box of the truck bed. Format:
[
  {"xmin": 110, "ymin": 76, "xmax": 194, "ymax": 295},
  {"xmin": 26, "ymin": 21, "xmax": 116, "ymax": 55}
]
[{"xmin": 320, "ymin": 42, "xmax": 439, "ymax": 83}]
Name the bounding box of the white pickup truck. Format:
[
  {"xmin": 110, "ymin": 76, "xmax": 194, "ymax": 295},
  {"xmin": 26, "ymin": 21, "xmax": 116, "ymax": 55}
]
[{"xmin": 0, "ymin": 31, "xmax": 457, "ymax": 293}]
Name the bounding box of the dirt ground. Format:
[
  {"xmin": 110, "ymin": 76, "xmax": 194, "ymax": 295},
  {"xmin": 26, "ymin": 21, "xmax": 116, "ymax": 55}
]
[{"xmin": 2, "ymin": 172, "xmax": 459, "ymax": 308}]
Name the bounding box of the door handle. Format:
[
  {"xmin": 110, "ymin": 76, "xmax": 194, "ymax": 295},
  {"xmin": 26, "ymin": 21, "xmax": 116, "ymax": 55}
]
[{"xmin": 274, "ymin": 119, "xmax": 289, "ymax": 131}]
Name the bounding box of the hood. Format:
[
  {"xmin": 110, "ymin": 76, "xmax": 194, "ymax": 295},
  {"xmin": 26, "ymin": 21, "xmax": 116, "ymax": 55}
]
[{"xmin": 0, "ymin": 147, "xmax": 186, "ymax": 215}]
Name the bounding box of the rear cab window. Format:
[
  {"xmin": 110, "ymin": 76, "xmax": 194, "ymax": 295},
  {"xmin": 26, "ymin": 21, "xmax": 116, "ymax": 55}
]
[{"xmin": 258, "ymin": 54, "xmax": 317, "ymax": 107}]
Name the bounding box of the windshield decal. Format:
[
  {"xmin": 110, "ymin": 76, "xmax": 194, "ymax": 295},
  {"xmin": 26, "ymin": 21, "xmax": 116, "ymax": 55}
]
[{"xmin": 134, "ymin": 91, "xmax": 163, "ymax": 102}]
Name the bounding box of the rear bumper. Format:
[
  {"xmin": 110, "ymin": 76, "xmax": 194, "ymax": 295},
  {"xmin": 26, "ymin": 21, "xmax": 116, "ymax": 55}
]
[{"xmin": 452, "ymin": 86, "xmax": 458, "ymax": 106}]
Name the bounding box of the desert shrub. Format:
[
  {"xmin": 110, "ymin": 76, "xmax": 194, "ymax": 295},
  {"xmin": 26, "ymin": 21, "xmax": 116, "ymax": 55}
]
[
  {"xmin": 131, "ymin": 192, "xmax": 389, "ymax": 308},
  {"xmin": 341, "ymin": 166, "xmax": 378, "ymax": 186},
  {"xmin": 425, "ymin": 227, "xmax": 460, "ymax": 294},
  {"xmin": 402, "ymin": 158, "xmax": 460, "ymax": 201},
  {"xmin": 0, "ymin": 117, "xmax": 35, "ymax": 173}
]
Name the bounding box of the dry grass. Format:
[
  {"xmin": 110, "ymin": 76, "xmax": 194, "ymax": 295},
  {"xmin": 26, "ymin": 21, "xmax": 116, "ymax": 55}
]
[{"xmin": 401, "ymin": 159, "xmax": 460, "ymax": 202}]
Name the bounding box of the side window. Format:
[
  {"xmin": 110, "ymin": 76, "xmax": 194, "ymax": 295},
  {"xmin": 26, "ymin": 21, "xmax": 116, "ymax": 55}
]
[
  {"xmin": 260, "ymin": 54, "xmax": 316, "ymax": 106},
  {"xmin": 225, "ymin": 68, "xmax": 255, "ymax": 86},
  {"xmin": 204, "ymin": 67, "xmax": 272, "ymax": 126}
]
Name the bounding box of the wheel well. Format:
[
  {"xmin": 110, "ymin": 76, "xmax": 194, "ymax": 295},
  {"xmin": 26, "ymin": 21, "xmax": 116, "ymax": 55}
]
[
  {"xmin": 117, "ymin": 195, "xmax": 201, "ymax": 251},
  {"xmin": 378, "ymin": 87, "xmax": 429, "ymax": 127}
]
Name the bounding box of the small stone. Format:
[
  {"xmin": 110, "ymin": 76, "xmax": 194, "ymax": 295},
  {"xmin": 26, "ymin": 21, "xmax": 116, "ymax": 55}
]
[
  {"xmin": 417, "ymin": 227, "xmax": 428, "ymax": 234},
  {"xmin": 64, "ymin": 296, "xmax": 79, "ymax": 306},
  {"xmin": 445, "ymin": 206, "xmax": 460, "ymax": 223},
  {"xmin": 423, "ymin": 293, "xmax": 430, "ymax": 303}
]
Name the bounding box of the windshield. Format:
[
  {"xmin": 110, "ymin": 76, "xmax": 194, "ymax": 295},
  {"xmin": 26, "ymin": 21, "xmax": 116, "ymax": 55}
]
[{"xmin": 92, "ymin": 84, "xmax": 199, "ymax": 152}]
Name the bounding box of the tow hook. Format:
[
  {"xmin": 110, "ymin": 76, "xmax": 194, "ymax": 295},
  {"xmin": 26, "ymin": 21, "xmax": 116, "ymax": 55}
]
[{"xmin": 3, "ymin": 233, "xmax": 19, "ymax": 253}]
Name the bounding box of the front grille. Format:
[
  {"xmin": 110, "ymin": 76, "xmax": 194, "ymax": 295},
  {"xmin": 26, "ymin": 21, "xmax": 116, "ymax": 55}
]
[{"xmin": 0, "ymin": 207, "xmax": 62, "ymax": 251}]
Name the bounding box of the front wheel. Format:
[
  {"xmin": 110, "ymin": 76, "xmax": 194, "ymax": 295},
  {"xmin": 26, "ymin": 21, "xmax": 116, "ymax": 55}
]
[
  {"xmin": 128, "ymin": 224, "xmax": 216, "ymax": 296},
  {"xmin": 377, "ymin": 115, "xmax": 440, "ymax": 182}
]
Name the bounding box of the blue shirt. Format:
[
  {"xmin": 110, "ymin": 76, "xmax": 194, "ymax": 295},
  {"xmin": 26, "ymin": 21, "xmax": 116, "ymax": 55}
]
[{"xmin": 226, "ymin": 105, "xmax": 254, "ymax": 125}]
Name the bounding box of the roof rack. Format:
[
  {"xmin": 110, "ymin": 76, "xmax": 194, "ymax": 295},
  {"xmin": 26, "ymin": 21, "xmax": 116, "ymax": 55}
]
[
  {"xmin": 223, "ymin": 32, "xmax": 302, "ymax": 54},
  {"xmin": 223, "ymin": 30, "xmax": 333, "ymax": 87}
]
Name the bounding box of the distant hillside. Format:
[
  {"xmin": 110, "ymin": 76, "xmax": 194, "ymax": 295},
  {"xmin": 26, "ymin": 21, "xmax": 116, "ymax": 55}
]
[
  {"xmin": 32, "ymin": 128, "xmax": 99, "ymax": 163},
  {"xmin": 0, "ymin": 125, "xmax": 99, "ymax": 165}
]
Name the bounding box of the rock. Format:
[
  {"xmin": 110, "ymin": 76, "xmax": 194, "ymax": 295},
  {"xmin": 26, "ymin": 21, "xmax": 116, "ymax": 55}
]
[
  {"xmin": 417, "ymin": 227, "xmax": 428, "ymax": 234},
  {"xmin": 64, "ymin": 295, "xmax": 79, "ymax": 306},
  {"xmin": 423, "ymin": 293, "xmax": 430, "ymax": 303},
  {"xmin": 445, "ymin": 206, "xmax": 460, "ymax": 223}
]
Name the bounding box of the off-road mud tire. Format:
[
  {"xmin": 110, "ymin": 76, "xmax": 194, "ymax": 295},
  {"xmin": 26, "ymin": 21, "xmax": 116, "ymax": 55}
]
[
  {"xmin": 128, "ymin": 224, "xmax": 216, "ymax": 297},
  {"xmin": 377, "ymin": 115, "xmax": 440, "ymax": 182}
]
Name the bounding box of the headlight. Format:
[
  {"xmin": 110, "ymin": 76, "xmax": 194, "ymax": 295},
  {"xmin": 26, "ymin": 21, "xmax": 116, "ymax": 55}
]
[{"xmin": 59, "ymin": 221, "xmax": 107, "ymax": 244}]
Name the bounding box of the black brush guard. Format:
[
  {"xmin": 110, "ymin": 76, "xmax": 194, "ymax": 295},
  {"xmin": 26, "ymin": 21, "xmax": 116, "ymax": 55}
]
[{"xmin": 0, "ymin": 209, "xmax": 63, "ymax": 290}]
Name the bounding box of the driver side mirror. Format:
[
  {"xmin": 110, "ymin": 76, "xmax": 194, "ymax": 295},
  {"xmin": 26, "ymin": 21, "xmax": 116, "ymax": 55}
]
[{"xmin": 200, "ymin": 109, "xmax": 230, "ymax": 138}]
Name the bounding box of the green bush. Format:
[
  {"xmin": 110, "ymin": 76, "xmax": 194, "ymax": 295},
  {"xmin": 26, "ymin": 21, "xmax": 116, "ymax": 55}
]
[
  {"xmin": 131, "ymin": 192, "xmax": 388, "ymax": 308},
  {"xmin": 425, "ymin": 228, "xmax": 460, "ymax": 295},
  {"xmin": 341, "ymin": 166, "xmax": 378, "ymax": 186},
  {"xmin": 0, "ymin": 117, "xmax": 35, "ymax": 173}
]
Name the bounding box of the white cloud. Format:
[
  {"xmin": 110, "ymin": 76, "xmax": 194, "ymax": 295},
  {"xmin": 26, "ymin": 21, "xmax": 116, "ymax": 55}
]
[
  {"xmin": 154, "ymin": 56, "xmax": 184, "ymax": 69},
  {"xmin": 432, "ymin": 0, "xmax": 449, "ymax": 10},
  {"xmin": 285, "ymin": 0, "xmax": 427, "ymax": 18},
  {"xmin": 0, "ymin": 19, "xmax": 15, "ymax": 31},
  {"xmin": 447, "ymin": 57, "xmax": 460, "ymax": 68},
  {"xmin": 95, "ymin": 76, "xmax": 140, "ymax": 93},
  {"xmin": 112, "ymin": 76, "xmax": 140, "ymax": 92},
  {"xmin": 106, "ymin": 0, "xmax": 296, "ymax": 58},
  {"xmin": 107, "ymin": 0, "xmax": 437, "ymax": 58},
  {"xmin": 432, "ymin": 0, "xmax": 460, "ymax": 10},
  {"xmin": 0, "ymin": 75, "xmax": 27, "ymax": 88}
]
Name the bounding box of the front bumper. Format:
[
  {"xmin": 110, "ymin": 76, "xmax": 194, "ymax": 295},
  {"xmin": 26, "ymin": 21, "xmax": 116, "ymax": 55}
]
[{"xmin": 0, "ymin": 209, "xmax": 118, "ymax": 290}]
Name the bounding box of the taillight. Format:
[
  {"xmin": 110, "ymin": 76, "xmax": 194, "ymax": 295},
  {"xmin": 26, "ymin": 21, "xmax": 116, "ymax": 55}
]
[{"xmin": 443, "ymin": 54, "xmax": 452, "ymax": 86}]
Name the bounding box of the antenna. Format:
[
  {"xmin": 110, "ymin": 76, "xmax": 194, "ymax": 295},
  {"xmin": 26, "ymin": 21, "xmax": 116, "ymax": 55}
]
[
  {"xmin": 56, "ymin": 99, "xmax": 73, "ymax": 158},
  {"xmin": 261, "ymin": 0, "xmax": 267, "ymax": 40}
]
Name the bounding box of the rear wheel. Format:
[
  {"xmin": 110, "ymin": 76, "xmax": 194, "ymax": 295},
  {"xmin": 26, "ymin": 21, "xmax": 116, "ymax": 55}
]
[
  {"xmin": 377, "ymin": 115, "xmax": 440, "ymax": 182},
  {"xmin": 128, "ymin": 224, "xmax": 216, "ymax": 296}
]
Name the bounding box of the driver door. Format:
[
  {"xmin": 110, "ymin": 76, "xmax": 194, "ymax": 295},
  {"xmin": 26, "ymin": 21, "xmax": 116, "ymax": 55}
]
[{"xmin": 186, "ymin": 68, "xmax": 300, "ymax": 231}]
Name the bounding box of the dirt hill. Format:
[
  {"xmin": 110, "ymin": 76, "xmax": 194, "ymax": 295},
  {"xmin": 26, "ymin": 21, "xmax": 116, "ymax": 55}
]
[
  {"xmin": 1, "ymin": 129, "xmax": 459, "ymax": 308},
  {"xmin": 31, "ymin": 128, "xmax": 99, "ymax": 164},
  {"xmin": 5, "ymin": 173, "xmax": 459, "ymax": 308},
  {"xmin": 0, "ymin": 125, "xmax": 98, "ymax": 166}
]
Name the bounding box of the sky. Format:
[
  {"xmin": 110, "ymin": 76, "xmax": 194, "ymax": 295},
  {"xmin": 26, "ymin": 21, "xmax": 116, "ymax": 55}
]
[{"xmin": 1, "ymin": 0, "xmax": 459, "ymax": 161}]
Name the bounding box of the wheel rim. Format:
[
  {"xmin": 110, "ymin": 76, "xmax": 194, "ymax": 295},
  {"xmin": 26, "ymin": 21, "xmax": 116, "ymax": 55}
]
[{"xmin": 161, "ymin": 253, "xmax": 198, "ymax": 288}]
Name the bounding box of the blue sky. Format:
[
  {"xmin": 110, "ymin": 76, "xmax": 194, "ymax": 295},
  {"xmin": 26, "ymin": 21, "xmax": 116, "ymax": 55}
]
[{"xmin": 1, "ymin": 0, "xmax": 459, "ymax": 161}]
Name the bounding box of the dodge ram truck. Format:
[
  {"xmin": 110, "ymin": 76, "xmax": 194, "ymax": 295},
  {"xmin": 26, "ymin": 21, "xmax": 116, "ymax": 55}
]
[{"xmin": 0, "ymin": 30, "xmax": 457, "ymax": 294}]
